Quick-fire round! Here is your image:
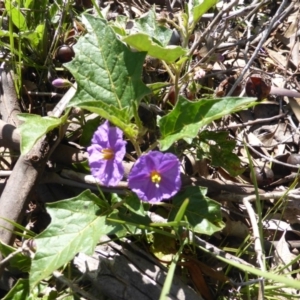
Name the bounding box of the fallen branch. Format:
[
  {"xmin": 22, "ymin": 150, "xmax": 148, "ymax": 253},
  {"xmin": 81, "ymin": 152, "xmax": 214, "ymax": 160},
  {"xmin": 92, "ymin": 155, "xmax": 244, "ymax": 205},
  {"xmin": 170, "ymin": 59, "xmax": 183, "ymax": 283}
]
[{"xmin": 0, "ymin": 66, "xmax": 76, "ymax": 261}]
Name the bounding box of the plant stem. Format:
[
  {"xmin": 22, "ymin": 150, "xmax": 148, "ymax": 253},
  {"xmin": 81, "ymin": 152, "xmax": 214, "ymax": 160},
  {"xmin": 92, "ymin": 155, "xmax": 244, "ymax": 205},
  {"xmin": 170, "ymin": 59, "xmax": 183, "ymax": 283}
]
[
  {"xmin": 162, "ymin": 60, "xmax": 175, "ymax": 83},
  {"xmin": 146, "ymin": 141, "xmax": 159, "ymax": 153},
  {"xmin": 159, "ymin": 238, "xmax": 187, "ymax": 300},
  {"xmin": 129, "ymin": 137, "xmax": 142, "ymax": 157}
]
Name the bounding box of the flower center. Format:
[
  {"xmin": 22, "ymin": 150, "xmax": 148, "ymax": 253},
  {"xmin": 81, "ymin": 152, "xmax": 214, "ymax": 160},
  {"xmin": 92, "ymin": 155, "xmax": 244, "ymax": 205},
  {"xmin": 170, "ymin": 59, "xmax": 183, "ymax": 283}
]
[
  {"xmin": 101, "ymin": 148, "xmax": 114, "ymax": 160},
  {"xmin": 150, "ymin": 170, "xmax": 161, "ymax": 188}
]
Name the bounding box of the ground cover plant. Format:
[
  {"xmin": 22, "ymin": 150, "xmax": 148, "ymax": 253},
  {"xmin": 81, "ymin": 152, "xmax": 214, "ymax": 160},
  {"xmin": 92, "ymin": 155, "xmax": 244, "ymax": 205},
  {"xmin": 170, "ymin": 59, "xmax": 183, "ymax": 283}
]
[{"xmin": 0, "ymin": 0, "xmax": 300, "ymax": 299}]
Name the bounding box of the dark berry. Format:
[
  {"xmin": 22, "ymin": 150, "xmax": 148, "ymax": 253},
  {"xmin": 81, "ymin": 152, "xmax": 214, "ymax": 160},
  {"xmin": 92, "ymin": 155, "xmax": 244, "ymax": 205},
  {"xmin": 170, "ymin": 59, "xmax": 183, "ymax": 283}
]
[{"xmin": 56, "ymin": 45, "xmax": 75, "ymax": 63}]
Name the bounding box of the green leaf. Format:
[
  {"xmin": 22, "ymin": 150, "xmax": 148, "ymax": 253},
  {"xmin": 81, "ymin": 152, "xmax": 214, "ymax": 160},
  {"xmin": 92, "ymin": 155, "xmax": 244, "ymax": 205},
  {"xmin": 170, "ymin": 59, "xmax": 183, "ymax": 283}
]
[
  {"xmin": 0, "ymin": 216, "xmax": 35, "ymax": 237},
  {"xmin": 114, "ymin": 194, "xmax": 151, "ymax": 231},
  {"xmin": 23, "ymin": 24, "xmax": 45, "ymax": 54},
  {"xmin": 79, "ymin": 115, "xmax": 101, "ymax": 146},
  {"xmin": 134, "ymin": 7, "xmax": 173, "ymax": 46},
  {"xmin": 210, "ymin": 144, "xmax": 244, "ymax": 176},
  {"xmin": 123, "ymin": 193, "xmax": 147, "ymax": 217},
  {"xmin": 0, "ymin": 30, "xmax": 19, "ymax": 38},
  {"xmin": 199, "ymin": 131, "xmax": 244, "ymax": 176},
  {"xmin": 29, "ymin": 190, "xmax": 121, "ymax": 288},
  {"xmin": 106, "ymin": 194, "xmax": 151, "ymax": 235},
  {"xmin": 66, "ymin": 14, "xmax": 150, "ymax": 138},
  {"xmin": 159, "ymin": 96, "xmax": 256, "ymax": 150},
  {"xmin": 147, "ymin": 82, "xmax": 170, "ymax": 95},
  {"xmin": 110, "ymin": 15, "xmax": 128, "ymax": 36},
  {"xmin": 174, "ymin": 198, "xmax": 189, "ymax": 222},
  {"xmin": 3, "ymin": 279, "xmax": 58, "ymax": 300},
  {"xmin": 150, "ymin": 233, "xmax": 176, "ymax": 260},
  {"xmin": 5, "ymin": 0, "xmax": 28, "ymax": 31},
  {"xmin": 0, "ymin": 241, "xmax": 31, "ymax": 272},
  {"xmin": 189, "ymin": 0, "xmax": 218, "ymax": 25},
  {"xmin": 23, "ymin": 0, "xmax": 48, "ymax": 29},
  {"xmin": 2, "ymin": 279, "xmax": 30, "ymax": 300},
  {"xmin": 25, "ymin": 0, "xmax": 34, "ymax": 8},
  {"xmin": 17, "ymin": 114, "xmax": 64, "ymax": 155},
  {"xmin": 169, "ymin": 186, "xmax": 224, "ymax": 235},
  {"xmin": 123, "ymin": 33, "xmax": 186, "ymax": 63}
]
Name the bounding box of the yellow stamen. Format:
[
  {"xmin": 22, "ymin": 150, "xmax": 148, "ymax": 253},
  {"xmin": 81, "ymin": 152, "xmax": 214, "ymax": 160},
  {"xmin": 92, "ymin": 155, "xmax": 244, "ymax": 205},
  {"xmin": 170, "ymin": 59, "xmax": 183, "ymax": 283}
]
[
  {"xmin": 150, "ymin": 170, "xmax": 161, "ymax": 188},
  {"xmin": 101, "ymin": 148, "xmax": 114, "ymax": 160}
]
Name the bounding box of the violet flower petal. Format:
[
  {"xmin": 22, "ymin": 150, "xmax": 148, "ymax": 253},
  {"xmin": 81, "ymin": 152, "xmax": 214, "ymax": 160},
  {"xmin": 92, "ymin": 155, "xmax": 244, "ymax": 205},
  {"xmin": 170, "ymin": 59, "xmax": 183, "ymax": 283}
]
[
  {"xmin": 128, "ymin": 151, "xmax": 181, "ymax": 203},
  {"xmin": 87, "ymin": 121, "xmax": 126, "ymax": 187}
]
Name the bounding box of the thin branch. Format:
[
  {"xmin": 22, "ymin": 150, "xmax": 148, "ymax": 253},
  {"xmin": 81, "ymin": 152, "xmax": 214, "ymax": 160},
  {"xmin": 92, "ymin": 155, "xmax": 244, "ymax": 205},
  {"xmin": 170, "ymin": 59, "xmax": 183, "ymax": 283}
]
[
  {"xmin": 224, "ymin": 113, "xmax": 286, "ymax": 129},
  {"xmin": 245, "ymin": 143, "xmax": 300, "ymax": 170},
  {"xmin": 214, "ymin": 188, "xmax": 300, "ymax": 203},
  {"xmin": 227, "ymin": 0, "xmax": 288, "ymax": 97}
]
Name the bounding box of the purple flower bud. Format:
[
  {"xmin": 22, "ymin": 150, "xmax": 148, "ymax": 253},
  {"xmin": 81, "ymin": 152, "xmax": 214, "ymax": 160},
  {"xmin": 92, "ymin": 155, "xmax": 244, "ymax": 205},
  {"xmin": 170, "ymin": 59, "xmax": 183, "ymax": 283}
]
[{"xmin": 52, "ymin": 78, "xmax": 71, "ymax": 88}]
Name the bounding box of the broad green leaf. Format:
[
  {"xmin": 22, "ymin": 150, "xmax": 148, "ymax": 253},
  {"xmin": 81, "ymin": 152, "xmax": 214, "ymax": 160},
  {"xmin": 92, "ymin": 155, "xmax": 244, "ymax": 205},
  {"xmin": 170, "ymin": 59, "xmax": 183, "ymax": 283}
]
[
  {"xmin": 66, "ymin": 14, "xmax": 150, "ymax": 137},
  {"xmin": 169, "ymin": 186, "xmax": 224, "ymax": 235},
  {"xmin": 123, "ymin": 33, "xmax": 186, "ymax": 63},
  {"xmin": 5, "ymin": 0, "xmax": 28, "ymax": 31},
  {"xmin": 134, "ymin": 7, "xmax": 173, "ymax": 46},
  {"xmin": 29, "ymin": 190, "xmax": 121, "ymax": 288},
  {"xmin": 78, "ymin": 105, "xmax": 137, "ymax": 137},
  {"xmin": 189, "ymin": 0, "xmax": 218, "ymax": 26},
  {"xmin": 159, "ymin": 96, "xmax": 256, "ymax": 150},
  {"xmin": 17, "ymin": 114, "xmax": 64, "ymax": 155}
]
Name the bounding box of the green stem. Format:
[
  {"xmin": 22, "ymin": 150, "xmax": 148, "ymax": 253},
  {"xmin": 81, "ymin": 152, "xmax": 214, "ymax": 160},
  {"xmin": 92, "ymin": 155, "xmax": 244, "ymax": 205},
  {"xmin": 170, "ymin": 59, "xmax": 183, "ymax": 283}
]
[
  {"xmin": 162, "ymin": 61, "xmax": 180, "ymax": 103},
  {"xmin": 161, "ymin": 60, "xmax": 175, "ymax": 83},
  {"xmin": 146, "ymin": 141, "xmax": 158, "ymax": 153},
  {"xmin": 8, "ymin": 1, "xmax": 20, "ymax": 96},
  {"xmin": 130, "ymin": 101, "xmax": 143, "ymax": 157},
  {"xmin": 159, "ymin": 238, "xmax": 187, "ymax": 300},
  {"xmin": 174, "ymin": 69, "xmax": 180, "ymax": 104},
  {"xmin": 89, "ymin": 0, "xmax": 102, "ymax": 17},
  {"xmin": 106, "ymin": 218, "xmax": 175, "ymax": 238},
  {"xmin": 129, "ymin": 137, "xmax": 142, "ymax": 157}
]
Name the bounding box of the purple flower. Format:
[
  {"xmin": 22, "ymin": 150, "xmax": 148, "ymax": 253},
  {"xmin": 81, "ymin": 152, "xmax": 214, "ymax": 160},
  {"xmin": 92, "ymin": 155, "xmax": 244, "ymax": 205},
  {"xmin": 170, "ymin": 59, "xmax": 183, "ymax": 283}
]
[
  {"xmin": 87, "ymin": 121, "xmax": 126, "ymax": 186},
  {"xmin": 128, "ymin": 151, "xmax": 181, "ymax": 203}
]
